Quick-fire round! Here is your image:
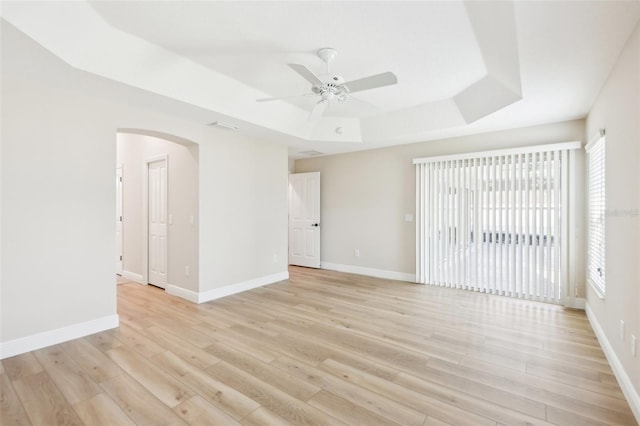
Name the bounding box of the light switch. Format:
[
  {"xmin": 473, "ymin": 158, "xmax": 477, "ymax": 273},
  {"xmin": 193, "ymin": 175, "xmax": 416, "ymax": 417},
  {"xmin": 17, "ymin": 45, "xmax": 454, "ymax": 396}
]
[{"xmin": 405, "ymin": 213, "xmax": 414, "ymax": 222}]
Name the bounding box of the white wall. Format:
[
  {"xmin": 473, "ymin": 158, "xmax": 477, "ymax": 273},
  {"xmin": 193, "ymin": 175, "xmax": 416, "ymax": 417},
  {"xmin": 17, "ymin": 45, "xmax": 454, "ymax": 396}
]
[
  {"xmin": 1, "ymin": 62, "xmax": 118, "ymax": 345},
  {"xmin": 116, "ymin": 133, "xmax": 199, "ymax": 292},
  {"xmin": 295, "ymin": 119, "xmax": 585, "ymax": 293},
  {"xmin": 199, "ymin": 132, "xmax": 288, "ymax": 293},
  {"xmin": 1, "ymin": 21, "xmax": 288, "ymax": 356},
  {"xmin": 585, "ymin": 21, "xmax": 640, "ymax": 410}
]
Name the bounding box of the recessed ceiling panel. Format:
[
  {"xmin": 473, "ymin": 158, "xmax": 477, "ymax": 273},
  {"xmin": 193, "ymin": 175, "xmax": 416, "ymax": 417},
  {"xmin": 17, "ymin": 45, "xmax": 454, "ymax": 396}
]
[
  {"xmin": 89, "ymin": 1, "xmax": 486, "ymax": 114},
  {"xmin": 5, "ymin": 0, "xmax": 639, "ymax": 155}
]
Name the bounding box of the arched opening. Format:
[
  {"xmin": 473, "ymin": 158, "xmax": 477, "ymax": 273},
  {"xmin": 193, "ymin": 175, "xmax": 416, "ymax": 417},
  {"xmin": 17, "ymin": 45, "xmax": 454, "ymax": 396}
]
[{"xmin": 115, "ymin": 129, "xmax": 199, "ymax": 296}]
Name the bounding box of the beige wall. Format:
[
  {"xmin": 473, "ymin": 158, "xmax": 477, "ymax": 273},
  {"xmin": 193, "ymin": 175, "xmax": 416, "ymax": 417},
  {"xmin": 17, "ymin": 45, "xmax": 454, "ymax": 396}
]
[
  {"xmin": 1, "ymin": 22, "xmax": 288, "ymax": 350},
  {"xmin": 198, "ymin": 130, "xmax": 288, "ymax": 292},
  {"xmin": 2, "ymin": 45, "xmax": 117, "ymax": 342},
  {"xmin": 586, "ymin": 22, "xmax": 640, "ymax": 400},
  {"xmin": 295, "ymin": 119, "xmax": 585, "ymax": 289},
  {"xmin": 117, "ymin": 133, "xmax": 199, "ymax": 292}
]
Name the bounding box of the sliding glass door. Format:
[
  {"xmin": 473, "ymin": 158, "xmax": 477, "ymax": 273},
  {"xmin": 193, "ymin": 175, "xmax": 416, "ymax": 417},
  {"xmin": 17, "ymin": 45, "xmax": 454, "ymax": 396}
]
[{"xmin": 415, "ymin": 143, "xmax": 580, "ymax": 304}]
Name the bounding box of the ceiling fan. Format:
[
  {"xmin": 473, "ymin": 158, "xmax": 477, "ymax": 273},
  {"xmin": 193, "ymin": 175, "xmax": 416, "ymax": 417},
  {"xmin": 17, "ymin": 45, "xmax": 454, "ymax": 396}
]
[{"xmin": 257, "ymin": 48, "xmax": 398, "ymax": 120}]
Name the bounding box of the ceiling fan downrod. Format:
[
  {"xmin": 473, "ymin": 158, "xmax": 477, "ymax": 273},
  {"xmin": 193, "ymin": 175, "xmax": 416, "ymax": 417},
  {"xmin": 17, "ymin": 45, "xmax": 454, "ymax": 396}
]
[{"xmin": 317, "ymin": 47, "xmax": 337, "ymax": 74}]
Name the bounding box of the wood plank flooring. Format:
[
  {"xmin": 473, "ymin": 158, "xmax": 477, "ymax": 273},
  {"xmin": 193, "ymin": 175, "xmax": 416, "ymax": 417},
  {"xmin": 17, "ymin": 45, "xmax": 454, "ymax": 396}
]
[{"xmin": 1, "ymin": 267, "xmax": 637, "ymax": 425}]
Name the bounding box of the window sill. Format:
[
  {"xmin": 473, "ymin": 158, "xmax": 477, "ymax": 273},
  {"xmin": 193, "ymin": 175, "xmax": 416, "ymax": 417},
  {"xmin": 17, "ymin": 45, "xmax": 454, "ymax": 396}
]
[{"xmin": 588, "ymin": 280, "xmax": 605, "ymax": 300}]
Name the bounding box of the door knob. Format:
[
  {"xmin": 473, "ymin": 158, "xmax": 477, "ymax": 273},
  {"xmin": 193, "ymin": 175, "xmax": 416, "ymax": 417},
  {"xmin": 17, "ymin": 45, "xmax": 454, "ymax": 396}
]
[{"xmin": 311, "ymin": 223, "xmax": 319, "ymax": 227}]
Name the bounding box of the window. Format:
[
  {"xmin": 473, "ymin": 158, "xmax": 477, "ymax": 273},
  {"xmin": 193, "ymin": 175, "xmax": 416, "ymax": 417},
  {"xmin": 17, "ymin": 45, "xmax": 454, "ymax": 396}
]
[
  {"xmin": 586, "ymin": 133, "xmax": 606, "ymax": 297},
  {"xmin": 414, "ymin": 142, "xmax": 581, "ymax": 305}
]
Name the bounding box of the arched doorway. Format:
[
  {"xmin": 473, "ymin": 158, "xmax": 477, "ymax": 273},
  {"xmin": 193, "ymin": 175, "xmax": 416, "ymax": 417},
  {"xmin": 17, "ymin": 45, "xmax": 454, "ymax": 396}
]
[{"xmin": 115, "ymin": 129, "xmax": 199, "ymax": 294}]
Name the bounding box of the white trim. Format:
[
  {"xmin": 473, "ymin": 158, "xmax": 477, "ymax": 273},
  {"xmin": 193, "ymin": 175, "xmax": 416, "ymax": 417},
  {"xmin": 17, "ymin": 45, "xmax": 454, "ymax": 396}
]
[
  {"xmin": 167, "ymin": 271, "xmax": 289, "ymax": 304},
  {"xmin": 564, "ymin": 297, "xmax": 585, "ymax": 310},
  {"xmin": 587, "ymin": 279, "xmax": 606, "ymax": 300},
  {"xmin": 413, "ymin": 141, "xmax": 582, "ymax": 164},
  {"xmin": 198, "ymin": 272, "xmax": 289, "ymax": 303},
  {"xmin": 116, "ymin": 164, "xmax": 124, "ymax": 276},
  {"xmin": 166, "ymin": 284, "xmax": 200, "ymax": 303},
  {"xmin": 586, "ymin": 304, "xmax": 640, "ymax": 423},
  {"xmin": 585, "ymin": 129, "xmax": 606, "ymax": 152},
  {"xmin": 567, "ymin": 149, "xmax": 580, "ymax": 308},
  {"xmin": 321, "ymin": 262, "xmax": 416, "ymax": 283},
  {"xmin": 0, "ymin": 315, "xmax": 119, "ymax": 359},
  {"xmin": 562, "ymin": 148, "xmax": 572, "ymax": 307},
  {"xmin": 121, "ymin": 270, "xmax": 144, "ymax": 284}
]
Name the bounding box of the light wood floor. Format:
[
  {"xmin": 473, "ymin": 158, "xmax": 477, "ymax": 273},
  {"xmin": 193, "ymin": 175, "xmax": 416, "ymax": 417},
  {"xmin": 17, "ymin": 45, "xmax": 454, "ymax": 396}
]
[{"xmin": 1, "ymin": 267, "xmax": 637, "ymax": 425}]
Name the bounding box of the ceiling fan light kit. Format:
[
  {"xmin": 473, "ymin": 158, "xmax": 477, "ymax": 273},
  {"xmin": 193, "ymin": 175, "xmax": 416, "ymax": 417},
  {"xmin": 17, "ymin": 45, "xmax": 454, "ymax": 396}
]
[{"xmin": 256, "ymin": 47, "xmax": 398, "ymax": 121}]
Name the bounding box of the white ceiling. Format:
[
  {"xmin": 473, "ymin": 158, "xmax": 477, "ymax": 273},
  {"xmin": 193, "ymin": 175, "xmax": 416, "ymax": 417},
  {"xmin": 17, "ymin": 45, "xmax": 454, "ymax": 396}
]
[
  {"xmin": 2, "ymin": 1, "xmax": 640, "ymax": 159},
  {"xmin": 88, "ymin": 1, "xmax": 486, "ymax": 115}
]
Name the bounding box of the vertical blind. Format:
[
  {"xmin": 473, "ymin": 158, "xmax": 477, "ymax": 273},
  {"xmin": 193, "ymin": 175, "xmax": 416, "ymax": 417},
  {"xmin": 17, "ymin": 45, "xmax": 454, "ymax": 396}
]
[
  {"xmin": 586, "ymin": 133, "xmax": 606, "ymax": 296},
  {"xmin": 414, "ymin": 142, "xmax": 580, "ymax": 305}
]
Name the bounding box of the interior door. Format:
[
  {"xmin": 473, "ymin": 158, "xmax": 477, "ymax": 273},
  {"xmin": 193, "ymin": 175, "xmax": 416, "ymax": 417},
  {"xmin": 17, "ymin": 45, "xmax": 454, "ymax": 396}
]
[
  {"xmin": 148, "ymin": 159, "xmax": 168, "ymax": 288},
  {"xmin": 116, "ymin": 166, "xmax": 123, "ymax": 275},
  {"xmin": 289, "ymin": 172, "xmax": 320, "ymax": 268}
]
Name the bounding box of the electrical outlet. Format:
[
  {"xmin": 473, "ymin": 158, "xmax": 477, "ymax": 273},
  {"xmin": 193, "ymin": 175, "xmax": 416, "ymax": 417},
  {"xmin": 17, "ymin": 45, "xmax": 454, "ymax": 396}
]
[
  {"xmin": 185, "ymin": 265, "xmax": 190, "ymax": 277},
  {"xmin": 354, "ymin": 249, "xmax": 360, "ymax": 257},
  {"xmin": 620, "ymin": 320, "xmax": 625, "ymax": 341},
  {"xmin": 273, "ymin": 254, "xmax": 278, "ymax": 263},
  {"xmin": 189, "ymin": 215, "xmax": 195, "ymax": 226},
  {"xmin": 632, "ymin": 335, "xmax": 637, "ymax": 357}
]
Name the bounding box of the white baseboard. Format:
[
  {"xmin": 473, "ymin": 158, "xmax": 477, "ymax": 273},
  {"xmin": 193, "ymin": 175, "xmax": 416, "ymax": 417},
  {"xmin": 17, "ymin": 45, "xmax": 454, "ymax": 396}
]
[
  {"xmin": 166, "ymin": 284, "xmax": 200, "ymax": 303},
  {"xmin": 0, "ymin": 314, "xmax": 119, "ymax": 360},
  {"xmin": 121, "ymin": 270, "xmax": 144, "ymax": 284},
  {"xmin": 321, "ymin": 262, "xmax": 416, "ymax": 283},
  {"xmin": 198, "ymin": 271, "xmax": 289, "ymax": 303},
  {"xmin": 585, "ymin": 304, "xmax": 640, "ymax": 423},
  {"xmin": 167, "ymin": 271, "xmax": 289, "ymax": 304},
  {"xmin": 565, "ymin": 297, "xmax": 586, "ymax": 309}
]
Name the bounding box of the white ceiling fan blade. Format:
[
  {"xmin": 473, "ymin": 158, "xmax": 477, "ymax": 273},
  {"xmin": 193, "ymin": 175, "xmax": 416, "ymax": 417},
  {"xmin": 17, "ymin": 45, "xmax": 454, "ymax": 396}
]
[
  {"xmin": 342, "ymin": 72, "xmax": 398, "ymax": 93},
  {"xmin": 288, "ymin": 63, "xmax": 324, "ymax": 86},
  {"xmin": 256, "ymin": 94, "xmax": 314, "ymax": 102},
  {"xmin": 308, "ymin": 100, "xmax": 328, "ymax": 121}
]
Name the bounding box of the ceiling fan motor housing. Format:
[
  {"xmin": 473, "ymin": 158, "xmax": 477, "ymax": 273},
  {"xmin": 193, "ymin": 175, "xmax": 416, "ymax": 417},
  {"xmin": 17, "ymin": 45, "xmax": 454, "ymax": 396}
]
[{"xmin": 313, "ymin": 77, "xmax": 349, "ymax": 103}]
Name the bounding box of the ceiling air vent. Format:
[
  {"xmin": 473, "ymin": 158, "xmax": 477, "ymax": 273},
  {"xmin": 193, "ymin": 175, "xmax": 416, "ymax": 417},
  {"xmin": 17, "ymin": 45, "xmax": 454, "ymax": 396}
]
[
  {"xmin": 207, "ymin": 121, "xmax": 238, "ymax": 131},
  {"xmin": 299, "ymin": 150, "xmax": 324, "ymax": 157}
]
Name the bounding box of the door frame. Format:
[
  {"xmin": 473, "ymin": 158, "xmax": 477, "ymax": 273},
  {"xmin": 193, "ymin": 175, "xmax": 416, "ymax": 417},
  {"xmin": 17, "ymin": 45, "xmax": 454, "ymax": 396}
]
[
  {"xmin": 143, "ymin": 154, "xmax": 168, "ymax": 286},
  {"xmin": 116, "ymin": 164, "xmax": 124, "ymax": 275}
]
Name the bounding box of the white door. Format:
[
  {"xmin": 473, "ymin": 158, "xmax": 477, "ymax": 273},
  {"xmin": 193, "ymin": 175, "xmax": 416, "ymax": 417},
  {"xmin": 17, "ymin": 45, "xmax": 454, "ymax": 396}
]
[
  {"xmin": 289, "ymin": 172, "xmax": 320, "ymax": 268},
  {"xmin": 148, "ymin": 159, "xmax": 168, "ymax": 288},
  {"xmin": 115, "ymin": 166, "xmax": 123, "ymax": 275}
]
